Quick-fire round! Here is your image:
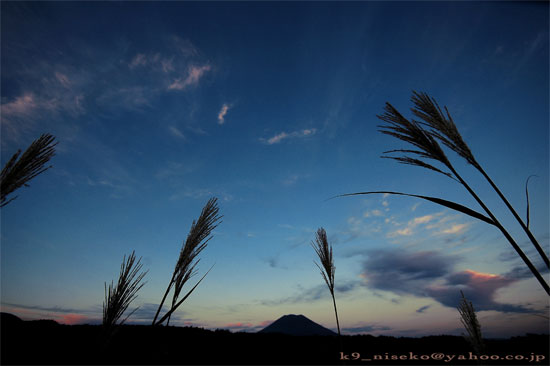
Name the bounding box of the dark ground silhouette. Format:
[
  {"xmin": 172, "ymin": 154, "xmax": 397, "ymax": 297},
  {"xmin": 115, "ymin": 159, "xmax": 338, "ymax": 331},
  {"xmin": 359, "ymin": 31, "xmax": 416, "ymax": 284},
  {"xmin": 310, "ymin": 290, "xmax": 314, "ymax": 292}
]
[{"xmin": 1, "ymin": 313, "xmax": 548, "ymax": 365}]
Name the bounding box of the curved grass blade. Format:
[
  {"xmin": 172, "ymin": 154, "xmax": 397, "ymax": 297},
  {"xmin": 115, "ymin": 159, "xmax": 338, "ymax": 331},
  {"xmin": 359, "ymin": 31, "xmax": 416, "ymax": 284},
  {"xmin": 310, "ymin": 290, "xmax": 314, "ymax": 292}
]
[{"xmin": 333, "ymin": 191, "xmax": 495, "ymax": 226}]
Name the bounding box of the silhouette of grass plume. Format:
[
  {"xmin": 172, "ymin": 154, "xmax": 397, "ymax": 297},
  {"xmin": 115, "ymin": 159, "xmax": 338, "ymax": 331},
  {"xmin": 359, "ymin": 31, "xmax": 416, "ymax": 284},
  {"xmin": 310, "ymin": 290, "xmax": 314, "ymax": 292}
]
[
  {"xmin": 410, "ymin": 91, "xmax": 548, "ymax": 269},
  {"xmin": 458, "ymin": 291, "xmax": 485, "ymax": 356},
  {"xmin": 311, "ymin": 228, "xmax": 341, "ymax": 337},
  {"xmin": 103, "ymin": 251, "xmax": 148, "ymax": 329},
  {"xmin": 338, "ymin": 91, "xmax": 549, "ymax": 295},
  {"xmin": 152, "ymin": 197, "xmax": 222, "ymax": 326},
  {"xmin": 1, "ymin": 133, "xmax": 57, "ymax": 207}
]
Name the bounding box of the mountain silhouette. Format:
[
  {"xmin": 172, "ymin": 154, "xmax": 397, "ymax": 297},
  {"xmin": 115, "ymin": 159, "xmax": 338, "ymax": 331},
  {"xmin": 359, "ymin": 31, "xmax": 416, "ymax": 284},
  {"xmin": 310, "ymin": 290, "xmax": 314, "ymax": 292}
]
[
  {"xmin": 258, "ymin": 314, "xmax": 337, "ymax": 336},
  {"xmin": 1, "ymin": 312, "xmax": 23, "ymax": 326}
]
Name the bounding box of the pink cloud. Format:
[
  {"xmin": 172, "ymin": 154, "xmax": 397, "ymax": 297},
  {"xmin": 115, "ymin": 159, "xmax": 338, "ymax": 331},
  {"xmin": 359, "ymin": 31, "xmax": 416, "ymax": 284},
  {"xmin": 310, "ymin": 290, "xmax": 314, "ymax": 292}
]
[
  {"xmin": 263, "ymin": 129, "xmax": 317, "ymax": 145},
  {"xmin": 2, "ymin": 93, "xmax": 62, "ymax": 120},
  {"xmin": 267, "ymin": 132, "xmax": 288, "ymax": 145},
  {"xmin": 1, "ymin": 94, "xmax": 41, "ymax": 138},
  {"xmin": 217, "ymin": 103, "xmax": 231, "ymax": 125},
  {"xmin": 168, "ymin": 64, "xmax": 211, "ymax": 91},
  {"xmin": 183, "ymin": 64, "xmax": 211, "ymax": 85},
  {"xmin": 455, "ymin": 269, "xmax": 510, "ymax": 288},
  {"xmin": 1, "ymin": 93, "xmax": 38, "ymax": 116},
  {"xmin": 55, "ymin": 313, "xmax": 91, "ymax": 325}
]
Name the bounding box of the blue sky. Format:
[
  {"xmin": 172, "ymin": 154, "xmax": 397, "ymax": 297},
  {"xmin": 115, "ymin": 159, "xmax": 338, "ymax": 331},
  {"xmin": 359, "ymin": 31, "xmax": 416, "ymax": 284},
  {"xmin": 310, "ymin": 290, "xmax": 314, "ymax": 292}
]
[{"xmin": 1, "ymin": 1, "xmax": 548, "ymax": 337}]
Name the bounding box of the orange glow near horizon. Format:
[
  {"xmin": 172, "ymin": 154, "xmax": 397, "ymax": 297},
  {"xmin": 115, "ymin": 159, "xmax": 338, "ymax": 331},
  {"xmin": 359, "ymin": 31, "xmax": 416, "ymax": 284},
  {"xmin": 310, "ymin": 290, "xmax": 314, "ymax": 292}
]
[
  {"xmin": 56, "ymin": 313, "xmax": 90, "ymax": 325},
  {"xmin": 463, "ymin": 269, "xmax": 500, "ymax": 280}
]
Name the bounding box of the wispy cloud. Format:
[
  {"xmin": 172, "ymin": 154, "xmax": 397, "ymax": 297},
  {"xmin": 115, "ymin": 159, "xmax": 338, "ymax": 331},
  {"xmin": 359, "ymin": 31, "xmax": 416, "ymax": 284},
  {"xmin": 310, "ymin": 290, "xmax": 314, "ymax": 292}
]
[
  {"xmin": 282, "ymin": 173, "xmax": 309, "ymax": 187},
  {"xmin": 168, "ymin": 188, "xmax": 233, "ymax": 202},
  {"xmin": 425, "ymin": 214, "xmax": 471, "ymax": 237},
  {"xmin": 440, "ymin": 223, "xmax": 468, "ymax": 235},
  {"xmin": 503, "ymin": 263, "xmax": 549, "ymax": 282},
  {"xmin": 416, "ymin": 305, "xmax": 431, "ymax": 313},
  {"xmin": 70, "ymin": 136, "xmax": 140, "ymax": 197},
  {"xmin": 155, "ymin": 161, "xmax": 200, "ymax": 183},
  {"xmin": 387, "ymin": 212, "xmax": 469, "ymax": 238},
  {"xmin": 129, "ymin": 53, "xmax": 148, "ymax": 69},
  {"xmin": 266, "ymin": 132, "xmax": 288, "ymax": 144},
  {"xmin": 260, "ymin": 280, "xmax": 361, "ymax": 306},
  {"xmin": 516, "ymin": 31, "xmax": 548, "ymax": 72},
  {"xmin": 168, "ymin": 64, "xmax": 211, "ymax": 90},
  {"xmin": 86, "ymin": 176, "xmax": 133, "ymax": 198},
  {"xmin": 339, "ymin": 214, "xmax": 383, "ymax": 243},
  {"xmin": 2, "ymin": 36, "xmax": 213, "ymax": 144},
  {"xmin": 161, "ymin": 58, "xmax": 174, "ymax": 73},
  {"xmin": 55, "ymin": 72, "xmax": 72, "ymax": 88},
  {"xmin": 129, "ymin": 52, "xmax": 175, "ymax": 74},
  {"xmin": 261, "ymin": 128, "xmax": 317, "ymax": 145},
  {"xmin": 96, "ymin": 86, "xmax": 151, "ymax": 110},
  {"xmin": 1, "ymin": 92, "xmax": 67, "ymax": 140},
  {"xmin": 343, "ymin": 324, "xmax": 392, "ymax": 334},
  {"xmin": 2, "ymin": 70, "xmax": 83, "ymax": 142},
  {"xmin": 387, "ymin": 214, "xmax": 436, "ymax": 237},
  {"xmin": 264, "ymin": 255, "xmax": 288, "ymax": 270},
  {"xmin": 412, "ymin": 215, "xmax": 435, "ymax": 225},
  {"xmin": 168, "ymin": 126, "xmax": 185, "ymax": 139},
  {"xmin": 169, "ymin": 188, "xmax": 214, "ymax": 201},
  {"xmin": 278, "ymin": 224, "xmax": 294, "ymax": 229},
  {"xmin": 217, "ymin": 103, "xmax": 231, "ymax": 125},
  {"xmin": 391, "ymin": 227, "xmax": 413, "ymax": 237},
  {"xmin": 364, "ymin": 209, "xmax": 384, "ymax": 218},
  {"xmin": 1, "ymin": 93, "xmax": 40, "ymax": 118},
  {"xmin": 172, "ymin": 35, "xmax": 199, "ymax": 57}
]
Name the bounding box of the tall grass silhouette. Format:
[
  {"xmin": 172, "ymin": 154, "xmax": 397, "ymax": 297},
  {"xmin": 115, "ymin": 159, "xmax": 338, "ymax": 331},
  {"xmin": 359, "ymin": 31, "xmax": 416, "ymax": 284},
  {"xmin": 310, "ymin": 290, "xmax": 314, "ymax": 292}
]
[
  {"xmin": 103, "ymin": 251, "xmax": 148, "ymax": 330},
  {"xmin": 458, "ymin": 291, "xmax": 485, "ymax": 356},
  {"xmin": 338, "ymin": 91, "xmax": 549, "ymax": 295},
  {"xmin": 410, "ymin": 92, "xmax": 548, "ymax": 269},
  {"xmin": 1, "ymin": 133, "xmax": 57, "ymax": 207},
  {"xmin": 311, "ymin": 228, "xmax": 341, "ymax": 337},
  {"xmin": 152, "ymin": 197, "xmax": 222, "ymax": 326}
]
